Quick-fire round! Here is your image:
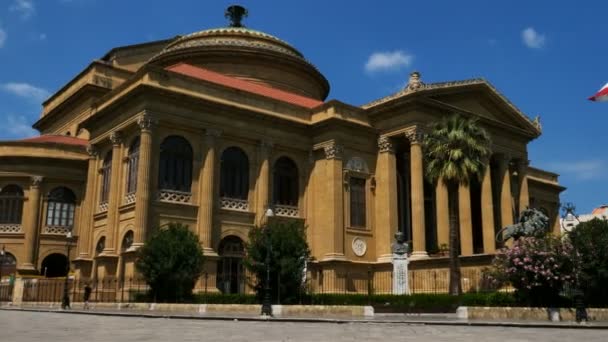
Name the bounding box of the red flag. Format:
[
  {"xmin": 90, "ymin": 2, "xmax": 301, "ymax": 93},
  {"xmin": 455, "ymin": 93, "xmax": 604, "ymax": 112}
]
[{"xmin": 589, "ymin": 83, "xmax": 608, "ymax": 102}]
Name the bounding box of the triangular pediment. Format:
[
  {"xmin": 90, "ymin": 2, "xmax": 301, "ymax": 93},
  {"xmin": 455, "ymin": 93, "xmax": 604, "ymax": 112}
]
[{"xmin": 424, "ymin": 82, "xmax": 540, "ymax": 137}]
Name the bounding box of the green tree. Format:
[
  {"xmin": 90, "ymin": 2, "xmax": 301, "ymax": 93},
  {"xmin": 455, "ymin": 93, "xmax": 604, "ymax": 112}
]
[
  {"xmin": 423, "ymin": 114, "xmax": 492, "ymax": 295},
  {"xmin": 244, "ymin": 220, "xmax": 311, "ymax": 304},
  {"xmin": 567, "ymin": 218, "xmax": 608, "ymax": 305},
  {"xmin": 135, "ymin": 223, "xmax": 204, "ymax": 302}
]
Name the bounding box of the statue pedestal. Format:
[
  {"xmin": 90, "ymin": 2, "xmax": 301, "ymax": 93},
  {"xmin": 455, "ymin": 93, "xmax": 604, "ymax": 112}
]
[{"xmin": 392, "ymin": 253, "xmax": 410, "ymax": 295}]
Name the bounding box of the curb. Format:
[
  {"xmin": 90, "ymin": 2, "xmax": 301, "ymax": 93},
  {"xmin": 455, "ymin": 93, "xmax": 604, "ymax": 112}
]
[{"xmin": 1, "ymin": 307, "xmax": 607, "ymax": 329}]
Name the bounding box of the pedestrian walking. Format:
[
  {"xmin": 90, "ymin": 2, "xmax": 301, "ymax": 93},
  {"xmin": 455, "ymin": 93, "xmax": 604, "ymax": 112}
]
[{"xmin": 83, "ymin": 283, "xmax": 92, "ymax": 310}]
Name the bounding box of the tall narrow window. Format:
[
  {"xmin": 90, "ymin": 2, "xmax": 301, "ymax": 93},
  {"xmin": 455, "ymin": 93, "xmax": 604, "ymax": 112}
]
[
  {"xmin": 0, "ymin": 185, "xmax": 24, "ymax": 224},
  {"xmin": 349, "ymin": 177, "xmax": 366, "ymax": 228},
  {"xmin": 220, "ymin": 147, "xmax": 249, "ymax": 199},
  {"xmin": 126, "ymin": 137, "xmax": 140, "ymax": 194},
  {"xmin": 159, "ymin": 136, "xmax": 193, "ymax": 192},
  {"xmin": 273, "ymin": 157, "xmax": 298, "ymax": 206},
  {"xmin": 46, "ymin": 187, "xmax": 76, "ymax": 228},
  {"xmin": 101, "ymin": 151, "xmax": 112, "ymax": 203}
]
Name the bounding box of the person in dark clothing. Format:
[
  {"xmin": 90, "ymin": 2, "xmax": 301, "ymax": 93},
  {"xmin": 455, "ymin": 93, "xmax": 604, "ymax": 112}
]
[{"xmin": 83, "ymin": 283, "xmax": 92, "ymax": 310}]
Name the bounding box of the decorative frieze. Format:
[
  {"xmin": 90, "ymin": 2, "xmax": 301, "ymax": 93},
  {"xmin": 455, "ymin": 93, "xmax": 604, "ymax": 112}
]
[
  {"xmin": 0, "ymin": 224, "xmax": 22, "ymax": 234},
  {"xmin": 43, "ymin": 226, "xmax": 72, "ymax": 235},
  {"xmin": 124, "ymin": 192, "xmax": 136, "ymax": 205},
  {"xmin": 274, "ymin": 204, "xmax": 299, "ymax": 217},
  {"xmin": 157, "ymin": 189, "xmax": 192, "ymax": 204},
  {"xmin": 220, "ymin": 197, "xmax": 249, "ymax": 211},
  {"xmin": 324, "ymin": 143, "xmax": 343, "ymax": 160},
  {"xmin": 98, "ymin": 201, "xmax": 109, "ymax": 213},
  {"xmin": 377, "ymin": 136, "xmax": 394, "ymax": 153}
]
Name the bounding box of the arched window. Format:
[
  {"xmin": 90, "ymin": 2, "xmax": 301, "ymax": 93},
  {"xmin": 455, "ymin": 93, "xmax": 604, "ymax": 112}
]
[
  {"xmin": 0, "ymin": 251, "xmax": 17, "ymax": 277},
  {"xmin": 121, "ymin": 231, "xmax": 134, "ymax": 252},
  {"xmin": 220, "ymin": 147, "xmax": 249, "ymax": 200},
  {"xmin": 0, "ymin": 185, "xmax": 24, "ymax": 224},
  {"xmin": 159, "ymin": 136, "xmax": 193, "ymax": 192},
  {"xmin": 100, "ymin": 151, "xmax": 112, "ymax": 203},
  {"xmin": 273, "ymin": 157, "xmax": 298, "ymax": 206},
  {"xmin": 95, "ymin": 236, "xmax": 106, "ymax": 255},
  {"xmin": 46, "ymin": 187, "xmax": 76, "ymax": 228},
  {"xmin": 126, "ymin": 137, "xmax": 140, "ymax": 194}
]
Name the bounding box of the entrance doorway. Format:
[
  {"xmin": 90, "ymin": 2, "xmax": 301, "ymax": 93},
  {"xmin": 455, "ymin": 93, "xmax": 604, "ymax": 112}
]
[
  {"xmin": 41, "ymin": 253, "xmax": 68, "ymax": 277},
  {"xmin": 217, "ymin": 236, "xmax": 245, "ymax": 294}
]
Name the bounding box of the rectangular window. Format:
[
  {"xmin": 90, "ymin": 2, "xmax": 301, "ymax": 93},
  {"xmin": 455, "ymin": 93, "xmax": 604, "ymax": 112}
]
[{"xmin": 349, "ymin": 177, "xmax": 366, "ymax": 228}]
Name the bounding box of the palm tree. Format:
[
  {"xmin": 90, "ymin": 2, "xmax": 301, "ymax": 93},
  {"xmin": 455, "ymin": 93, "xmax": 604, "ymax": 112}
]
[{"xmin": 423, "ymin": 114, "xmax": 492, "ymax": 295}]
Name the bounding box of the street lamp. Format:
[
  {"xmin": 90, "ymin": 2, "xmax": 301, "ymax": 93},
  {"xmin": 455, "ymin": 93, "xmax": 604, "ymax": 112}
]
[
  {"xmin": 260, "ymin": 207, "xmax": 274, "ymax": 317},
  {"xmin": 61, "ymin": 231, "xmax": 77, "ymax": 309},
  {"xmin": 0, "ymin": 245, "xmax": 5, "ymax": 283},
  {"xmin": 561, "ymin": 202, "xmax": 580, "ymax": 233}
]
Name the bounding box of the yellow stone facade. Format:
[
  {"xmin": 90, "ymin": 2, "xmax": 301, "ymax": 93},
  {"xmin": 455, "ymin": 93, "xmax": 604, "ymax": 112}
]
[{"xmin": 0, "ymin": 18, "xmax": 564, "ymax": 292}]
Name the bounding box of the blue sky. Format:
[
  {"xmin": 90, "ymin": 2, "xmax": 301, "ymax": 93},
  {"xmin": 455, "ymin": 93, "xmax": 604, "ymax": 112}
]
[{"xmin": 0, "ymin": 0, "xmax": 606, "ymax": 214}]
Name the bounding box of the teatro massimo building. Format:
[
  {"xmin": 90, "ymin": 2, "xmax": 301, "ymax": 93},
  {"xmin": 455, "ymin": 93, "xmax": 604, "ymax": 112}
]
[{"xmin": 0, "ymin": 7, "xmax": 564, "ymax": 293}]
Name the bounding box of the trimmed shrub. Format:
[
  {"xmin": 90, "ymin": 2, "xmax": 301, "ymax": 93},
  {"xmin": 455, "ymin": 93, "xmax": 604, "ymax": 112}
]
[{"xmin": 135, "ymin": 223, "xmax": 204, "ymax": 302}]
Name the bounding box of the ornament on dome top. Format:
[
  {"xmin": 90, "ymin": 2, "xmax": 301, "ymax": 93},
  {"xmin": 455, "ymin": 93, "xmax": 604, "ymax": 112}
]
[{"xmin": 225, "ymin": 5, "xmax": 248, "ymax": 28}]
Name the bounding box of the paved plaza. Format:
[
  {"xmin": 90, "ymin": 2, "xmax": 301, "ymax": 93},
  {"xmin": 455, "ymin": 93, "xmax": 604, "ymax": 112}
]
[{"xmin": 0, "ymin": 310, "xmax": 606, "ymax": 342}]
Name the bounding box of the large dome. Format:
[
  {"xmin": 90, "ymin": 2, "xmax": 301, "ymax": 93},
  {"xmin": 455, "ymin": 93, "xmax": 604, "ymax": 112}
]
[{"xmin": 150, "ymin": 19, "xmax": 330, "ymax": 100}]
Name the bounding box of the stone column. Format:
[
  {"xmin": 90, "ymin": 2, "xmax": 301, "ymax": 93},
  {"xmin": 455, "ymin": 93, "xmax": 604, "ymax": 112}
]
[
  {"xmin": 197, "ymin": 128, "xmax": 221, "ymax": 255},
  {"xmin": 499, "ymin": 155, "xmax": 514, "ymax": 236},
  {"xmin": 435, "ymin": 179, "xmax": 449, "ymax": 251},
  {"xmin": 375, "ymin": 136, "xmax": 398, "ymax": 262},
  {"xmin": 255, "ymin": 140, "xmax": 273, "ymax": 225},
  {"xmin": 481, "ymin": 163, "xmax": 496, "ymax": 254},
  {"xmin": 406, "ymin": 130, "xmax": 427, "ymax": 259},
  {"xmin": 77, "ymin": 146, "xmax": 99, "ymax": 258},
  {"xmin": 458, "ymin": 184, "xmax": 473, "ymax": 256},
  {"xmin": 322, "ymin": 142, "xmax": 345, "ymax": 260},
  {"xmin": 517, "ymin": 159, "xmax": 530, "ymax": 213},
  {"xmin": 19, "ymin": 176, "xmax": 43, "ymax": 272},
  {"xmin": 102, "ymin": 131, "xmax": 122, "ymax": 255},
  {"xmin": 132, "ymin": 115, "xmax": 156, "ymax": 249}
]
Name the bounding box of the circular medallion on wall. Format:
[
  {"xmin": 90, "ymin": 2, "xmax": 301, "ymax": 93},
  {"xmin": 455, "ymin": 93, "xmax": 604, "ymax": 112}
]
[{"xmin": 352, "ymin": 237, "xmax": 367, "ymax": 257}]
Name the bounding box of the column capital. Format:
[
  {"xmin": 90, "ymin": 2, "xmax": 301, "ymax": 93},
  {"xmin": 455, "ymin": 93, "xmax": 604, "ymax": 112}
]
[
  {"xmin": 30, "ymin": 176, "xmax": 44, "ymax": 188},
  {"xmin": 377, "ymin": 136, "xmax": 394, "ymax": 153},
  {"xmin": 109, "ymin": 131, "xmax": 122, "ymax": 146},
  {"xmin": 86, "ymin": 144, "xmax": 98, "ymax": 159},
  {"xmin": 137, "ymin": 114, "xmax": 157, "ymax": 132},
  {"xmin": 204, "ymin": 128, "xmax": 222, "ymax": 146},
  {"xmin": 259, "ymin": 139, "xmax": 273, "ymax": 153},
  {"xmin": 324, "ymin": 142, "xmax": 344, "ymax": 160},
  {"xmin": 405, "ymin": 128, "xmax": 424, "ymax": 145}
]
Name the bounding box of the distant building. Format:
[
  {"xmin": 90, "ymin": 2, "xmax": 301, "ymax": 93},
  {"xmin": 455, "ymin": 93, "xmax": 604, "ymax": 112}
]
[
  {"xmin": 0, "ymin": 7, "xmax": 564, "ymax": 293},
  {"xmin": 561, "ymin": 205, "xmax": 608, "ymax": 233}
]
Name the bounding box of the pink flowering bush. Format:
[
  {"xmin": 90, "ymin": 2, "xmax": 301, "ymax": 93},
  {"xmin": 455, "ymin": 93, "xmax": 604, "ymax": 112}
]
[{"xmin": 488, "ymin": 235, "xmax": 578, "ymax": 306}]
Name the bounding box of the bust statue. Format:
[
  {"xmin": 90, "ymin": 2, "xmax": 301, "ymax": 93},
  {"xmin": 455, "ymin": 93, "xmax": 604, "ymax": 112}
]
[{"xmin": 391, "ymin": 231, "xmax": 409, "ymax": 255}]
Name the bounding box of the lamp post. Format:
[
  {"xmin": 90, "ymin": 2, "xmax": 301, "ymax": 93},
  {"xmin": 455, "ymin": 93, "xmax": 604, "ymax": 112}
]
[
  {"xmin": 0, "ymin": 245, "xmax": 5, "ymax": 283},
  {"xmin": 261, "ymin": 207, "xmax": 274, "ymax": 317},
  {"xmin": 61, "ymin": 231, "xmax": 76, "ymax": 309},
  {"xmin": 560, "ymin": 203, "xmax": 587, "ymax": 323}
]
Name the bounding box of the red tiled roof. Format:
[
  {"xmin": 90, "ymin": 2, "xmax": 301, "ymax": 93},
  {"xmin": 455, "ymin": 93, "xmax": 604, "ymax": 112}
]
[
  {"xmin": 165, "ymin": 63, "xmax": 324, "ymax": 109},
  {"xmin": 20, "ymin": 135, "xmax": 88, "ymax": 147}
]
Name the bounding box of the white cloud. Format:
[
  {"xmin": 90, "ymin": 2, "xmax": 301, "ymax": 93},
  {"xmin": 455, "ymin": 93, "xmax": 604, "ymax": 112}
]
[
  {"xmin": 365, "ymin": 50, "xmax": 413, "ymax": 73},
  {"xmin": 4, "ymin": 114, "xmax": 36, "ymax": 138},
  {"xmin": 9, "ymin": 0, "xmax": 35, "ymax": 20},
  {"xmin": 0, "ymin": 28, "xmax": 6, "ymax": 48},
  {"xmin": 522, "ymin": 27, "xmax": 546, "ymax": 49},
  {"xmin": 548, "ymin": 160, "xmax": 605, "ymax": 180},
  {"xmin": 1, "ymin": 82, "xmax": 50, "ymax": 102}
]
